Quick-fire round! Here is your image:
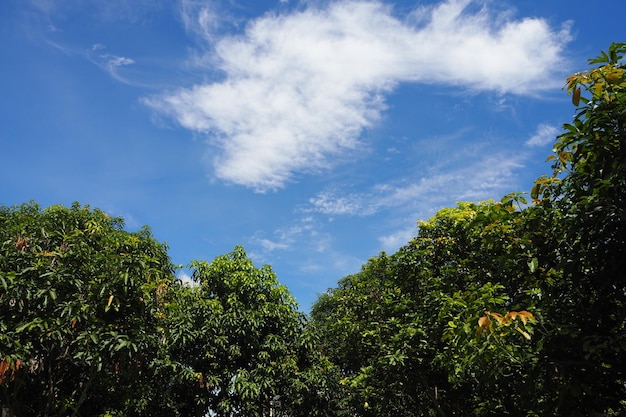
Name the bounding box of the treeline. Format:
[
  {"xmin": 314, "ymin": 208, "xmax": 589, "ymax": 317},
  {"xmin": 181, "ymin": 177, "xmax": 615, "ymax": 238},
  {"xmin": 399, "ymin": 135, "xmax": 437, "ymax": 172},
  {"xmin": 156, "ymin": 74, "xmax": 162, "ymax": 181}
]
[
  {"xmin": 0, "ymin": 205, "xmax": 329, "ymax": 416},
  {"xmin": 2, "ymin": 44, "xmax": 625, "ymax": 416}
]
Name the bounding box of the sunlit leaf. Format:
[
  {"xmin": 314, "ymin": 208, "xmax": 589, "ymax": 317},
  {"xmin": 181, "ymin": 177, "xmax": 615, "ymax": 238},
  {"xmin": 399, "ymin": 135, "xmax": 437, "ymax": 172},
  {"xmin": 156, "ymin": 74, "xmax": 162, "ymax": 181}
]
[
  {"xmin": 477, "ymin": 316, "xmax": 491, "ymax": 332},
  {"xmin": 531, "ymin": 183, "xmax": 540, "ymax": 200},
  {"xmin": 518, "ymin": 310, "xmax": 535, "ymax": 325},
  {"xmin": 516, "ymin": 327, "xmax": 532, "ymax": 340}
]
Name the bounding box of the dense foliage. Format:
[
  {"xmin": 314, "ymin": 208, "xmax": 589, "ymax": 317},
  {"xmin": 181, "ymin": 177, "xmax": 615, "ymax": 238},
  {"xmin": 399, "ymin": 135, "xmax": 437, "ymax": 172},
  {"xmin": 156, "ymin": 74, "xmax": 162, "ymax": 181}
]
[
  {"xmin": 162, "ymin": 248, "xmax": 334, "ymax": 417},
  {"xmin": 1, "ymin": 44, "xmax": 625, "ymax": 416},
  {"xmin": 311, "ymin": 43, "xmax": 626, "ymax": 416},
  {"xmin": 0, "ymin": 203, "xmax": 175, "ymax": 416},
  {"xmin": 0, "ymin": 205, "xmax": 325, "ymax": 416}
]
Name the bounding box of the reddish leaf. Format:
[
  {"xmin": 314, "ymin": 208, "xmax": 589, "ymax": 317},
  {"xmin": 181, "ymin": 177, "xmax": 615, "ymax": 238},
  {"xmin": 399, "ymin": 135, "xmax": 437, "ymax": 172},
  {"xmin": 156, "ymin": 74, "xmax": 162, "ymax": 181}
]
[{"xmin": 572, "ymin": 87, "xmax": 581, "ymax": 106}]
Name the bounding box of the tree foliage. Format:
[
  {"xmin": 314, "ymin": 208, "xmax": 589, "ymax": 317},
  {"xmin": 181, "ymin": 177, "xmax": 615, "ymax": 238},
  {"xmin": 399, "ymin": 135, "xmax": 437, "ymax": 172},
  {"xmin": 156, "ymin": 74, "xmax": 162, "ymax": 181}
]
[
  {"xmin": 0, "ymin": 202, "xmax": 175, "ymax": 416},
  {"xmin": 311, "ymin": 43, "xmax": 626, "ymax": 416},
  {"xmin": 531, "ymin": 41, "xmax": 626, "ymax": 415},
  {"xmin": 2, "ymin": 43, "xmax": 625, "ymax": 416},
  {"xmin": 312, "ymin": 200, "xmax": 546, "ymax": 416},
  {"xmin": 0, "ymin": 205, "xmax": 329, "ymax": 416},
  {"xmin": 163, "ymin": 246, "xmax": 331, "ymax": 417}
]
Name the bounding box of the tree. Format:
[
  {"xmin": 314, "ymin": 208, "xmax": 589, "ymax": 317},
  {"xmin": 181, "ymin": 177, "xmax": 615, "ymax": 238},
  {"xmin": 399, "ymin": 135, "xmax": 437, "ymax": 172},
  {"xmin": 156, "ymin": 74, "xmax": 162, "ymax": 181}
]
[
  {"xmin": 526, "ymin": 42, "xmax": 626, "ymax": 415},
  {"xmin": 0, "ymin": 202, "xmax": 176, "ymax": 416},
  {"xmin": 1, "ymin": 203, "xmax": 336, "ymax": 416},
  {"xmin": 310, "ymin": 44, "xmax": 626, "ymax": 416},
  {"xmin": 311, "ymin": 200, "xmax": 542, "ymax": 416},
  {"xmin": 311, "ymin": 251, "xmax": 449, "ymax": 417},
  {"xmin": 163, "ymin": 246, "xmax": 334, "ymax": 417}
]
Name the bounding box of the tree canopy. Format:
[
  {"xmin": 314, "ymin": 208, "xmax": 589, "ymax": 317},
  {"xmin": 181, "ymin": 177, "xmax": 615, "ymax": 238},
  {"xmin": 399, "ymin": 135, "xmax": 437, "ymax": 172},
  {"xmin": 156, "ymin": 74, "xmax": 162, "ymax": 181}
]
[
  {"xmin": 2, "ymin": 44, "xmax": 625, "ymax": 416},
  {"xmin": 310, "ymin": 43, "xmax": 626, "ymax": 416},
  {"xmin": 0, "ymin": 204, "xmax": 326, "ymax": 416},
  {"xmin": 0, "ymin": 202, "xmax": 176, "ymax": 416}
]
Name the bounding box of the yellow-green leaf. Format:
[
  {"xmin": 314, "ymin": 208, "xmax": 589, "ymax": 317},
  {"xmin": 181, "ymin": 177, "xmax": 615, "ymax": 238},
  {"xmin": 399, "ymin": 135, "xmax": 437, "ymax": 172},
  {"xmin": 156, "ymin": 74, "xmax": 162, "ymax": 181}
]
[{"xmin": 516, "ymin": 327, "xmax": 531, "ymax": 340}]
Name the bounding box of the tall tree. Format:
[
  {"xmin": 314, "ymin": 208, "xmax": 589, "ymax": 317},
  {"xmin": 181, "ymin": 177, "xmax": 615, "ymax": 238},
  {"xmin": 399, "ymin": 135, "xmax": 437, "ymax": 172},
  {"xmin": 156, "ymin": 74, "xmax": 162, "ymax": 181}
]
[
  {"xmin": 528, "ymin": 42, "xmax": 626, "ymax": 415},
  {"xmin": 0, "ymin": 202, "xmax": 176, "ymax": 416},
  {"xmin": 311, "ymin": 200, "xmax": 541, "ymax": 416},
  {"xmin": 164, "ymin": 246, "xmax": 334, "ymax": 417},
  {"xmin": 1, "ymin": 205, "xmax": 334, "ymax": 417},
  {"xmin": 310, "ymin": 43, "xmax": 626, "ymax": 416}
]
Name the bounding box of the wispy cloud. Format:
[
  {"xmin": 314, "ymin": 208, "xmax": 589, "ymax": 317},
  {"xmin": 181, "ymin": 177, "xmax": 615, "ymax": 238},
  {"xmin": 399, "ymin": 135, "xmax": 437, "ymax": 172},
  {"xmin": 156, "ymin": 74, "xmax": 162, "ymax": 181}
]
[
  {"xmin": 28, "ymin": 0, "xmax": 166, "ymax": 23},
  {"xmin": 180, "ymin": 0, "xmax": 224, "ymax": 43},
  {"xmin": 248, "ymin": 148, "xmax": 528, "ymax": 287},
  {"xmin": 526, "ymin": 123, "xmax": 560, "ymax": 147},
  {"xmin": 256, "ymin": 238, "xmax": 290, "ymax": 252},
  {"xmin": 41, "ymin": 38, "xmax": 137, "ymax": 84},
  {"xmin": 86, "ymin": 44, "xmax": 135, "ymax": 83},
  {"xmin": 306, "ymin": 149, "xmax": 525, "ymax": 217},
  {"xmin": 146, "ymin": 0, "xmax": 571, "ymax": 191},
  {"xmin": 249, "ymin": 137, "xmax": 530, "ymax": 282},
  {"xmin": 306, "ymin": 191, "xmax": 378, "ymax": 217},
  {"xmin": 248, "ymin": 215, "xmax": 363, "ymax": 295},
  {"xmin": 251, "ymin": 216, "xmax": 327, "ymax": 256}
]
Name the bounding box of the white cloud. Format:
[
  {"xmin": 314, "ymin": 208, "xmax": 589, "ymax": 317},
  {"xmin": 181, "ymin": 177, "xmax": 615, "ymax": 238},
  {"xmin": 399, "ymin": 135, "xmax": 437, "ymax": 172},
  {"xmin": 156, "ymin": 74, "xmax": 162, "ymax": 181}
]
[
  {"xmin": 108, "ymin": 56, "xmax": 134, "ymax": 67},
  {"xmin": 256, "ymin": 238, "xmax": 290, "ymax": 252},
  {"xmin": 180, "ymin": 0, "xmax": 224, "ymax": 43},
  {"xmin": 311, "ymin": 145, "xmax": 527, "ymax": 253},
  {"xmin": 84, "ymin": 43, "xmax": 136, "ymax": 83},
  {"xmin": 378, "ymin": 224, "xmax": 416, "ymax": 252},
  {"xmin": 147, "ymin": 0, "xmax": 572, "ymax": 191},
  {"xmin": 99, "ymin": 54, "xmax": 135, "ymax": 83},
  {"xmin": 526, "ymin": 123, "xmax": 560, "ymax": 147},
  {"xmin": 307, "ymin": 191, "xmax": 378, "ymax": 216},
  {"xmin": 251, "ymin": 217, "xmax": 325, "ymax": 255},
  {"xmin": 176, "ymin": 269, "xmax": 196, "ymax": 285},
  {"xmin": 256, "ymin": 224, "xmax": 313, "ymax": 252},
  {"xmin": 306, "ymin": 147, "xmax": 526, "ymax": 217}
]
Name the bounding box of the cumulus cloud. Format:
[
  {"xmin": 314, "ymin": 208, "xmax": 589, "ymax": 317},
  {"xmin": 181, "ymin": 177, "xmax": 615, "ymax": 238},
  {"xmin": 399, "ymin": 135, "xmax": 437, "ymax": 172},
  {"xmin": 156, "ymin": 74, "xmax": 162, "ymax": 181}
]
[
  {"xmin": 526, "ymin": 123, "xmax": 560, "ymax": 147},
  {"xmin": 146, "ymin": 0, "xmax": 572, "ymax": 191}
]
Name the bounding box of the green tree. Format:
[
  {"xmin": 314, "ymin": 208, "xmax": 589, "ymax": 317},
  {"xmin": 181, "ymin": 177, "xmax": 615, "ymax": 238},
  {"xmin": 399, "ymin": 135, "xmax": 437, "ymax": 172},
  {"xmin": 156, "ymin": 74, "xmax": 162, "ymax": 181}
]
[
  {"xmin": 311, "ymin": 200, "xmax": 542, "ymax": 416},
  {"xmin": 164, "ymin": 246, "xmax": 333, "ymax": 417},
  {"xmin": 311, "ymin": 44, "xmax": 626, "ymax": 416},
  {"xmin": 311, "ymin": 251, "xmax": 446, "ymax": 417},
  {"xmin": 1, "ymin": 203, "xmax": 335, "ymax": 416},
  {"xmin": 0, "ymin": 202, "xmax": 176, "ymax": 416},
  {"xmin": 526, "ymin": 42, "xmax": 626, "ymax": 415}
]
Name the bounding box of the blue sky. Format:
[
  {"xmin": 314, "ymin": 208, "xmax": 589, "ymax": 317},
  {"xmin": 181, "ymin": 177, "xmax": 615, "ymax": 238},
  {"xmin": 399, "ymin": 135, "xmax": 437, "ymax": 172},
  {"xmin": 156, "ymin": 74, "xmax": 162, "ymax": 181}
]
[{"xmin": 1, "ymin": 0, "xmax": 624, "ymax": 311}]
